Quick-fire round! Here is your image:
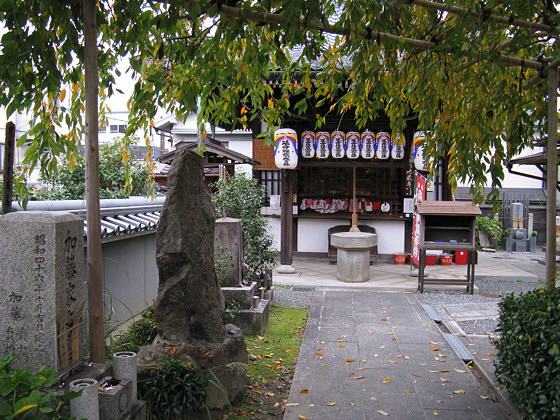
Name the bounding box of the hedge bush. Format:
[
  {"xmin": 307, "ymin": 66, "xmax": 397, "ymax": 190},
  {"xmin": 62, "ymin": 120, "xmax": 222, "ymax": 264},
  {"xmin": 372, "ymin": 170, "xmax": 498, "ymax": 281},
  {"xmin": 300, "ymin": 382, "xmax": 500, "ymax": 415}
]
[{"xmin": 495, "ymin": 288, "xmax": 560, "ymax": 419}]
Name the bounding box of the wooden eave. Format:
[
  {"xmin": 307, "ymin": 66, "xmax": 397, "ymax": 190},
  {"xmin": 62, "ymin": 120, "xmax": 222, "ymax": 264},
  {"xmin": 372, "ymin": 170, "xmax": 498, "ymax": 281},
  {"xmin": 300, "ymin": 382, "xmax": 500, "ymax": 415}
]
[{"xmin": 417, "ymin": 201, "xmax": 482, "ymax": 216}]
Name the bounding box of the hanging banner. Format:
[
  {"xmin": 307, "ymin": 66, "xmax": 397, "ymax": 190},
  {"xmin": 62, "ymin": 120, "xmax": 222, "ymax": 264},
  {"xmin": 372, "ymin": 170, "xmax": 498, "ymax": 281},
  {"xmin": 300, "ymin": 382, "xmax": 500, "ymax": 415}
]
[
  {"xmin": 346, "ymin": 132, "xmax": 361, "ymax": 159},
  {"xmin": 301, "ymin": 131, "xmax": 315, "ymax": 158},
  {"xmin": 413, "ymin": 131, "xmax": 427, "ymax": 171},
  {"xmin": 391, "ymin": 133, "xmax": 405, "ymax": 160},
  {"xmin": 376, "ymin": 132, "xmax": 390, "ymax": 159},
  {"xmin": 361, "ymin": 130, "xmax": 375, "ymax": 159},
  {"xmin": 316, "ymin": 131, "xmax": 330, "ymax": 159},
  {"xmin": 274, "ymin": 128, "xmax": 298, "ymax": 169},
  {"xmin": 331, "ymin": 131, "xmax": 346, "ymax": 159},
  {"xmin": 411, "ymin": 174, "xmax": 427, "ymax": 266}
]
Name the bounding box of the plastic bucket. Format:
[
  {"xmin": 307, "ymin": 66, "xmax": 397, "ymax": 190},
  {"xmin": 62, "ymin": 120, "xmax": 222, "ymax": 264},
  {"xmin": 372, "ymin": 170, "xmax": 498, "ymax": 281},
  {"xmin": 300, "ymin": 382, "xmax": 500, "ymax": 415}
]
[
  {"xmin": 394, "ymin": 254, "xmax": 407, "ymax": 265},
  {"xmin": 440, "ymin": 254, "xmax": 453, "ymax": 265},
  {"xmin": 425, "ymin": 255, "xmax": 437, "ymax": 266}
]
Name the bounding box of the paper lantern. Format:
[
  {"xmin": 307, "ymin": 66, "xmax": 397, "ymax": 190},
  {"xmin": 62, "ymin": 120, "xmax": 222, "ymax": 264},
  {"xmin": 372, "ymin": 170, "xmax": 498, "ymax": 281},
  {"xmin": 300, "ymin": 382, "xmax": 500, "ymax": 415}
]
[
  {"xmin": 413, "ymin": 131, "xmax": 427, "ymax": 171},
  {"xmin": 391, "ymin": 133, "xmax": 405, "ymax": 160},
  {"xmin": 301, "ymin": 131, "xmax": 315, "ymax": 158},
  {"xmin": 361, "ymin": 130, "xmax": 375, "ymax": 159},
  {"xmin": 316, "ymin": 131, "xmax": 330, "ymax": 159},
  {"xmin": 331, "ymin": 131, "xmax": 346, "ymax": 159},
  {"xmin": 346, "ymin": 132, "xmax": 360, "ymax": 159},
  {"xmin": 274, "ymin": 128, "xmax": 298, "ymax": 169},
  {"xmin": 376, "ymin": 132, "xmax": 390, "ymax": 159}
]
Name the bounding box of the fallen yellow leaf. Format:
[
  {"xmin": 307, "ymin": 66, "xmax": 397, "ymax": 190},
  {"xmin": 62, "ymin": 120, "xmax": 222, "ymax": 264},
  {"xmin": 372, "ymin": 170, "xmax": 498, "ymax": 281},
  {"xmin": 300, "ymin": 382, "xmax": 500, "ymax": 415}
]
[
  {"xmin": 381, "ymin": 318, "xmax": 388, "ymax": 321},
  {"xmin": 265, "ymin": 392, "xmax": 275, "ymax": 397},
  {"xmin": 481, "ymin": 395, "xmax": 489, "ymax": 400},
  {"xmin": 321, "ymin": 363, "xmax": 327, "ymax": 367},
  {"xmin": 433, "ymin": 409, "xmax": 439, "ymax": 415},
  {"xmin": 350, "ymin": 375, "xmax": 365, "ymax": 380},
  {"xmin": 345, "ymin": 359, "xmax": 355, "ymax": 364},
  {"xmin": 487, "ymin": 352, "xmax": 496, "ymax": 356},
  {"xmin": 383, "ymin": 377, "xmax": 391, "ymax": 383},
  {"xmin": 285, "ymin": 349, "xmax": 293, "ymax": 354},
  {"xmin": 378, "ymin": 410, "xmax": 389, "ymax": 416},
  {"xmin": 453, "ymin": 389, "xmax": 466, "ymax": 394},
  {"xmin": 338, "ymin": 344, "xmax": 345, "ymax": 348},
  {"xmin": 326, "ymin": 402, "xmax": 336, "ymax": 406},
  {"xmin": 431, "ymin": 347, "xmax": 439, "ymax": 351},
  {"xmin": 440, "ymin": 377, "xmax": 449, "ymax": 382},
  {"xmin": 298, "ymin": 416, "xmax": 308, "ymax": 420},
  {"xmin": 454, "ymin": 369, "xmax": 466, "ymax": 373},
  {"xmin": 315, "ymin": 353, "xmax": 324, "ymax": 356},
  {"xmin": 300, "ymin": 389, "xmax": 309, "ymax": 394},
  {"xmin": 285, "ymin": 403, "xmax": 300, "ymax": 407}
]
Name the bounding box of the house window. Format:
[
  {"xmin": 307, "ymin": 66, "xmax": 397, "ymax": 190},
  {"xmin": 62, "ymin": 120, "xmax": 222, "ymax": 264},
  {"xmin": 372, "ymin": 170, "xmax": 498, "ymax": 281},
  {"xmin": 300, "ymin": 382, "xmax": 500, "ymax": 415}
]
[
  {"xmin": 110, "ymin": 124, "xmax": 126, "ymax": 134},
  {"xmin": 256, "ymin": 170, "xmax": 281, "ymax": 206}
]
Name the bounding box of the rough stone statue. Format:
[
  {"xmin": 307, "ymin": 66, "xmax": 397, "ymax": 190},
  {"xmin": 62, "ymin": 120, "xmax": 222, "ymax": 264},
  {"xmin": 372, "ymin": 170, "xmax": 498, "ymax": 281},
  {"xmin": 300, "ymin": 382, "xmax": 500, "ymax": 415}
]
[
  {"xmin": 154, "ymin": 148, "xmax": 226, "ymax": 343},
  {"xmin": 138, "ymin": 148, "xmax": 247, "ymax": 409}
]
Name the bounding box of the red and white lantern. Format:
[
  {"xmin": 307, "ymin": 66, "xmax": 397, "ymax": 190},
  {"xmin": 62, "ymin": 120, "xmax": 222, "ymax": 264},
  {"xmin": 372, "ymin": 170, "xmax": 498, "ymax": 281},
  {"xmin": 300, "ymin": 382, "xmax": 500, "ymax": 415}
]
[
  {"xmin": 301, "ymin": 131, "xmax": 315, "ymax": 159},
  {"xmin": 376, "ymin": 132, "xmax": 390, "ymax": 159},
  {"xmin": 331, "ymin": 131, "xmax": 346, "ymax": 159},
  {"xmin": 346, "ymin": 132, "xmax": 360, "ymax": 159},
  {"xmin": 361, "ymin": 130, "xmax": 375, "ymax": 159},
  {"xmin": 274, "ymin": 128, "xmax": 298, "ymax": 169},
  {"xmin": 316, "ymin": 131, "xmax": 330, "ymax": 159}
]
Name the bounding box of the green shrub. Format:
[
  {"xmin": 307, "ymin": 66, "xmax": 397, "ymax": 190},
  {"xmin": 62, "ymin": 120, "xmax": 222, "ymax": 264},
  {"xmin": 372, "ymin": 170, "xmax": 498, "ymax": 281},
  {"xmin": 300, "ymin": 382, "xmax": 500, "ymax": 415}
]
[
  {"xmin": 0, "ymin": 354, "xmax": 79, "ymax": 419},
  {"xmin": 139, "ymin": 358, "xmax": 208, "ymax": 419},
  {"xmin": 476, "ymin": 216, "xmax": 505, "ymax": 241},
  {"xmin": 109, "ymin": 306, "xmax": 157, "ymax": 355},
  {"xmin": 495, "ymin": 288, "xmax": 560, "ymax": 419},
  {"xmin": 224, "ymin": 298, "xmax": 242, "ymax": 324},
  {"xmin": 211, "ymin": 174, "xmax": 276, "ymax": 283}
]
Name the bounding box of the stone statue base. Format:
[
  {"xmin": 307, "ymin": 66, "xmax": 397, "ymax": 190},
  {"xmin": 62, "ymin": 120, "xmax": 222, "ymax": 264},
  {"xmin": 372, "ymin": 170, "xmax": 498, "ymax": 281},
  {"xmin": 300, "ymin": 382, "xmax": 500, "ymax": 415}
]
[{"xmin": 137, "ymin": 324, "xmax": 248, "ymax": 410}]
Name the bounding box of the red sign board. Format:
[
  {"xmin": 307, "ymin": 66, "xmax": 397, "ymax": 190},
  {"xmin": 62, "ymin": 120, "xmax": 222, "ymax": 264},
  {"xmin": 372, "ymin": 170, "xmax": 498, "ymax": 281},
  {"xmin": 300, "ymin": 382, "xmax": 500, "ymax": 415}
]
[{"xmin": 411, "ymin": 175, "xmax": 427, "ymax": 266}]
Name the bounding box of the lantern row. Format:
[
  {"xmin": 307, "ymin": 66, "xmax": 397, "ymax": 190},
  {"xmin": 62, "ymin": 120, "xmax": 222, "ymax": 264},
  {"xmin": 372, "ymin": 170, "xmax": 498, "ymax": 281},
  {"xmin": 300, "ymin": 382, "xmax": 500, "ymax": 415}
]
[{"xmin": 275, "ymin": 129, "xmax": 428, "ymax": 170}]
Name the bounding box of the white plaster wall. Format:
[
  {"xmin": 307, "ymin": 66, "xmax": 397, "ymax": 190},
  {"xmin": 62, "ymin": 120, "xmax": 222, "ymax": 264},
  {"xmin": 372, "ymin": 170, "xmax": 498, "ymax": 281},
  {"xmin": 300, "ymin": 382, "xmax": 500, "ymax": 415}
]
[
  {"xmin": 266, "ymin": 217, "xmax": 281, "ymax": 251},
  {"xmin": 228, "ymin": 138, "xmax": 254, "ymax": 176},
  {"xmin": 296, "ymin": 219, "xmax": 405, "ymax": 254}
]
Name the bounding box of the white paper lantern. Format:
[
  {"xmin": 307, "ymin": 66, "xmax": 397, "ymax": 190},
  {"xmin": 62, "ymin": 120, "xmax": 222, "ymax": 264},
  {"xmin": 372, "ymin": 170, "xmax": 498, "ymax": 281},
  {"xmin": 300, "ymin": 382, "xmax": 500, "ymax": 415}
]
[
  {"xmin": 413, "ymin": 131, "xmax": 427, "ymax": 171},
  {"xmin": 301, "ymin": 131, "xmax": 315, "ymax": 158},
  {"xmin": 391, "ymin": 133, "xmax": 405, "ymax": 160},
  {"xmin": 361, "ymin": 130, "xmax": 375, "ymax": 159},
  {"xmin": 331, "ymin": 131, "xmax": 346, "ymax": 159},
  {"xmin": 274, "ymin": 128, "xmax": 298, "ymax": 169},
  {"xmin": 346, "ymin": 132, "xmax": 360, "ymax": 159},
  {"xmin": 376, "ymin": 132, "xmax": 390, "ymax": 159},
  {"xmin": 316, "ymin": 131, "xmax": 330, "ymax": 159}
]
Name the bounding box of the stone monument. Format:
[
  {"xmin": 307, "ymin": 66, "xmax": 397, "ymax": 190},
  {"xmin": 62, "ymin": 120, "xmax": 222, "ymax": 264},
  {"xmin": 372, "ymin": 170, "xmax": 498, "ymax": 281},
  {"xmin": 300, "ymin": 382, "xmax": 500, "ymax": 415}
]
[
  {"xmin": 138, "ymin": 149, "xmax": 247, "ymax": 409},
  {"xmin": 0, "ymin": 212, "xmax": 86, "ymax": 374},
  {"xmin": 214, "ymin": 217, "xmax": 243, "ymax": 287},
  {"xmin": 506, "ymin": 202, "xmax": 536, "ymax": 252}
]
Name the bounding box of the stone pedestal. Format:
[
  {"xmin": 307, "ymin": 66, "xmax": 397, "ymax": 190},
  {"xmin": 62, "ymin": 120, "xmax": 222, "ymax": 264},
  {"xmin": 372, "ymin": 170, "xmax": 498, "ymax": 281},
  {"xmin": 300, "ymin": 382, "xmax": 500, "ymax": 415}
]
[{"xmin": 331, "ymin": 232, "xmax": 377, "ymax": 283}]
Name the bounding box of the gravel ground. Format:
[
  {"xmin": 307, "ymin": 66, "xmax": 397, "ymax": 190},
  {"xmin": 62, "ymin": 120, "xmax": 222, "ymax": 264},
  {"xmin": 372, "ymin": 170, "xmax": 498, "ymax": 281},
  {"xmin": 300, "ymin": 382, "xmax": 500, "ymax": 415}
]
[
  {"xmin": 273, "ymin": 286, "xmax": 315, "ymax": 308},
  {"xmin": 416, "ymin": 251, "xmax": 548, "ymax": 335}
]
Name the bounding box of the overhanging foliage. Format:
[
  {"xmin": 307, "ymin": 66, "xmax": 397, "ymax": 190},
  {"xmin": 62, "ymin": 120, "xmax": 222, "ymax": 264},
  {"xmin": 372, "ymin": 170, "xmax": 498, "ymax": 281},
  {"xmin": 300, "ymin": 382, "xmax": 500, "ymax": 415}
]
[{"xmin": 1, "ymin": 0, "xmax": 558, "ymax": 204}]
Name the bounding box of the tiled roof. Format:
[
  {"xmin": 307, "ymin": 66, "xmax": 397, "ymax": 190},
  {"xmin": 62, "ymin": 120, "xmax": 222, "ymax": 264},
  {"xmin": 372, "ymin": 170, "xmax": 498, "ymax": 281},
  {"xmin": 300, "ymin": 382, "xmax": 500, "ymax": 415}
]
[{"xmin": 12, "ymin": 197, "xmax": 165, "ymax": 242}]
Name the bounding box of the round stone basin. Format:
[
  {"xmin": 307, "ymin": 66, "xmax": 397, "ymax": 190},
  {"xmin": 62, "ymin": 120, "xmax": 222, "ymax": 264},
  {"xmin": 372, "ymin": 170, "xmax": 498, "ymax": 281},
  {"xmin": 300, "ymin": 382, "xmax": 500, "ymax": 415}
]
[
  {"xmin": 331, "ymin": 232, "xmax": 378, "ymax": 250},
  {"xmin": 331, "ymin": 232, "xmax": 378, "ymax": 283}
]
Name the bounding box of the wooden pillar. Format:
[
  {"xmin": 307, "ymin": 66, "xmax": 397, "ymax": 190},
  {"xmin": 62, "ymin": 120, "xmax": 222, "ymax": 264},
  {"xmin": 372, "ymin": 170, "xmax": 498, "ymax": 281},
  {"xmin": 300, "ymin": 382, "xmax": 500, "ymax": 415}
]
[
  {"xmin": 2, "ymin": 122, "xmax": 15, "ymax": 214},
  {"xmin": 545, "ymin": 68, "xmax": 558, "ymax": 290},
  {"xmin": 84, "ymin": 0, "xmax": 105, "ymax": 362},
  {"xmin": 280, "ymin": 169, "xmax": 293, "ymax": 265}
]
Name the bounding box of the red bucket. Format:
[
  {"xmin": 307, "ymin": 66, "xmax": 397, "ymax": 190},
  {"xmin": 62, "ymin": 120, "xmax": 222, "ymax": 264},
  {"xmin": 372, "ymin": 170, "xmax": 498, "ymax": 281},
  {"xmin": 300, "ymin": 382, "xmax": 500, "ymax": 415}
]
[
  {"xmin": 440, "ymin": 254, "xmax": 453, "ymax": 266},
  {"xmin": 425, "ymin": 255, "xmax": 437, "ymax": 266},
  {"xmin": 394, "ymin": 254, "xmax": 407, "ymax": 265}
]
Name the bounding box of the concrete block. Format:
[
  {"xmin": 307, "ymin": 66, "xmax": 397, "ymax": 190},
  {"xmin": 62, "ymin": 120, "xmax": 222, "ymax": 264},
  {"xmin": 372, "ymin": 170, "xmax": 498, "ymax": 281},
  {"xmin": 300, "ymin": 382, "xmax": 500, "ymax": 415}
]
[
  {"xmin": 232, "ymin": 299, "xmax": 270, "ymax": 335},
  {"xmin": 97, "ymin": 376, "xmax": 133, "ymax": 420},
  {"xmin": 222, "ymin": 282, "xmax": 257, "ymax": 308}
]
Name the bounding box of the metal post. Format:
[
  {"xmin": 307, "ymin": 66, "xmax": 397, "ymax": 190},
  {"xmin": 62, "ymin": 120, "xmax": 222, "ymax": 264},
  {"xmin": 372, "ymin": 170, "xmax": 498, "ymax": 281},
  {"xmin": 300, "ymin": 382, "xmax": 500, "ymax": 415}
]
[
  {"xmin": 545, "ymin": 68, "xmax": 558, "ymax": 290},
  {"xmin": 2, "ymin": 122, "xmax": 15, "ymax": 214},
  {"xmin": 84, "ymin": 0, "xmax": 105, "ymax": 362}
]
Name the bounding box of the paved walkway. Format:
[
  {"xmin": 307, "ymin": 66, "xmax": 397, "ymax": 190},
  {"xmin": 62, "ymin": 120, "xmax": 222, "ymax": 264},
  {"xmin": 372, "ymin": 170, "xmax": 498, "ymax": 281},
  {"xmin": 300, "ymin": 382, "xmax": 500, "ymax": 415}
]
[
  {"xmin": 273, "ymin": 251, "xmax": 540, "ymax": 290},
  {"xmin": 284, "ymin": 290, "xmax": 508, "ymax": 419}
]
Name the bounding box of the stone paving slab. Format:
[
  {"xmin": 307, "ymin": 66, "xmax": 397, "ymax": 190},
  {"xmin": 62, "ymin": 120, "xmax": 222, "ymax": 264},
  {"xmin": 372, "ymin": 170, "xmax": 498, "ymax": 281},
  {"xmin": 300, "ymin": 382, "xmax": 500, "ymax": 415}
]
[
  {"xmin": 443, "ymin": 303, "xmax": 500, "ymax": 321},
  {"xmin": 284, "ymin": 289, "xmax": 506, "ymax": 420}
]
